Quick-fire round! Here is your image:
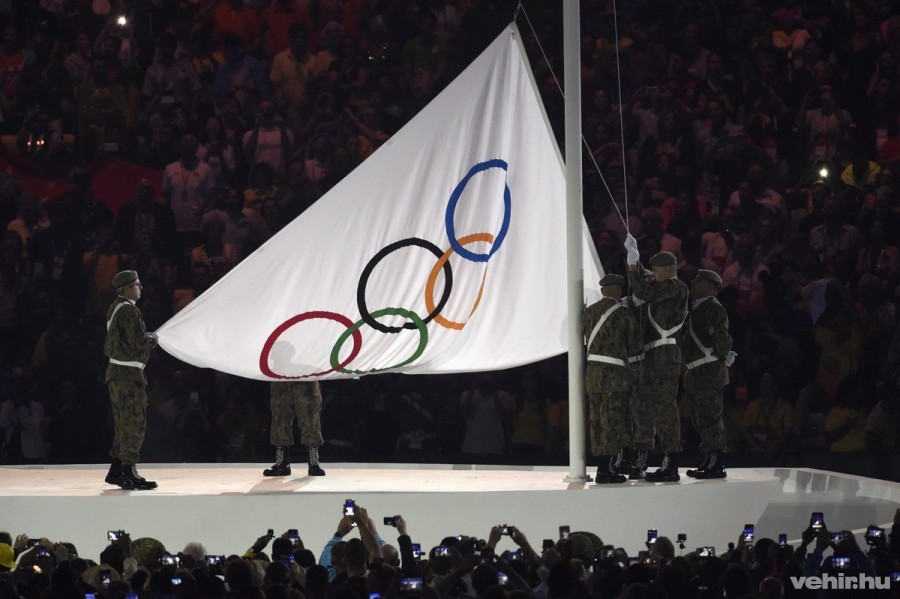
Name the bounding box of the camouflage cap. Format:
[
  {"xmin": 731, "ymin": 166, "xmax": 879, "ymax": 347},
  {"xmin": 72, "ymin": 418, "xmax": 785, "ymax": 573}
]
[
  {"xmin": 111, "ymin": 270, "xmax": 139, "ymax": 290},
  {"xmin": 695, "ymin": 269, "xmax": 722, "ymax": 287},
  {"xmin": 599, "ymin": 273, "xmax": 625, "ymax": 287},
  {"xmin": 648, "ymin": 251, "xmax": 677, "ymax": 267}
]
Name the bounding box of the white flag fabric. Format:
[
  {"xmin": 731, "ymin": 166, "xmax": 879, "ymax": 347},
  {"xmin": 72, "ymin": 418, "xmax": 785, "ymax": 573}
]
[{"xmin": 156, "ymin": 24, "xmax": 603, "ymax": 381}]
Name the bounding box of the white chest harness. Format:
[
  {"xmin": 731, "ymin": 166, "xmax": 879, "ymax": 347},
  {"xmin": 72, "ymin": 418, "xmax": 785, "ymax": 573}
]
[
  {"xmin": 586, "ymin": 302, "xmax": 643, "ymax": 367},
  {"xmin": 629, "ymin": 296, "xmax": 688, "ymax": 363},
  {"xmin": 685, "ymin": 306, "xmax": 720, "ymax": 371},
  {"xmin": 106, "ymin": 302, "xmax": 146, "ymax": 370},
  {"xmin": 586, "ymin": 302, "xmax": 626, "ymax": 366}
]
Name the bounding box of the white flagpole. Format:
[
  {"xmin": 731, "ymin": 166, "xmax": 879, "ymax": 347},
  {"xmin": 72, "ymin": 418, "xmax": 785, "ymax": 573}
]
[{"xmin": 563, "ymin": 0, "xmax": 588, "ymax": 483}]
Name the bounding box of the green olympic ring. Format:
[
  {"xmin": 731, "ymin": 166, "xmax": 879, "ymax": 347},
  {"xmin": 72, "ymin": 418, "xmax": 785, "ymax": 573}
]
[{"xmin": 329, "ymin": 307, "xmax": 429, "ymax": 375}]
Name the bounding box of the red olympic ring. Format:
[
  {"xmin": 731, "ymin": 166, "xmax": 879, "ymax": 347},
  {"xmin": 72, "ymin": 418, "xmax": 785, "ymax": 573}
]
[{"xmin": 259, "ymin": 311, "xmax": 362, "ymax": 379}]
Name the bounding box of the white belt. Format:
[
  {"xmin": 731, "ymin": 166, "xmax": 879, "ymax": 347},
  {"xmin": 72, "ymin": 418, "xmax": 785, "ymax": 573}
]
[
  {"xmin": 643, "ymin": 338, "xmax": 678, "ymax": 351},
  {"xmin": 685, "ymin": 355, "xmax": 720, "ymax": 370},
  {"xmin": 587, "ymin": 354, "xmax": 626, "ymax": 367},
  {"xmin": 109, "ymin": 358, "xmax": 145, "ymax": 370}
]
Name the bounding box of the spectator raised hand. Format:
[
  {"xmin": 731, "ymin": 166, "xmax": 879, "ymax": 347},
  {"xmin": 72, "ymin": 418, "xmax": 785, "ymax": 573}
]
[
  {"xmin": 352, "ymin": 505, "xmax": 384, "ymax": 563},
  {"xmin": 246, "ymin": 529, "xmax": 274, "ymax": 558}
]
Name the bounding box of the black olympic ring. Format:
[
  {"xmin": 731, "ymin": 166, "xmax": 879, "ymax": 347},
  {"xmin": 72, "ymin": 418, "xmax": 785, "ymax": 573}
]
[{"xmin": 356, "ymin": 237, "xmax": 453, "ymax": 334}]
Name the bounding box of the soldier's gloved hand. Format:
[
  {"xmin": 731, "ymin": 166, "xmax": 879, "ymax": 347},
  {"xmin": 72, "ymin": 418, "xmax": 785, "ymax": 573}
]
[
  {"xmin": 626, "ymin": 295, "xmax": 645, "ymax": 307},
  {"xmin": 148, "ymin": 332, "xmax": 159, "ymax": 344},
  {"xmin": 725, "ymin": 351, "xmax": 737, "ymax": 367},
  {"xmin": 624, "ymin": 233, "xmax": 640, "ymax": 265}
]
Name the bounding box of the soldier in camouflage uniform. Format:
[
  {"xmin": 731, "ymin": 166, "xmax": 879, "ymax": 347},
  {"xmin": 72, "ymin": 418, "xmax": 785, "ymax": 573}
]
[
  {"xmin": 584, "ymin": 273, "xmax": 641, "ymax": 484},
  {"xmin": 618, "ymin": 270, "xmax": 652, "ymax": 479},
  {"xmin": 263, "ymin": 381, "xmax": 326, "ymax": 476},
  {"xmin": 625, "ymin": 234, "xmax": 689, "ymax": 482},
  {"xmin": 683, "ymin": 269, "xmax": 734, "ymax": 479},
  {"xmin": 104, "ymin": 270, "xmax": 159, "ymax": 490}
]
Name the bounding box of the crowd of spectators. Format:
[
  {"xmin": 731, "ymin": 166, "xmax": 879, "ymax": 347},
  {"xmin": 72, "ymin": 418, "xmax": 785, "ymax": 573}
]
[
  {"xmin": 0, "ymin": 1, "xmax": 898, "ymax": 478},
  {"xmin": 1, "ymin": 506, "xmax": 899, "ymax": 599},
  {"xmin": 576, "ymin": 0, "xmax": 900, "ymax": 479}
]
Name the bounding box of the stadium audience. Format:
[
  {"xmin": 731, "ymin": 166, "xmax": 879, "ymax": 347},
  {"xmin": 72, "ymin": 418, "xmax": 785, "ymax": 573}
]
[{"xmin": 0, "ymin": 504, "xmax": 898, "ymax": 599}]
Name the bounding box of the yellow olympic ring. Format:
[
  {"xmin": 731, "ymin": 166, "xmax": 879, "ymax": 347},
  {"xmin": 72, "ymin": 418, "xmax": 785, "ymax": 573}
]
[{"xmin": 424, "ymin": 232, "xmax": 493, "ymax": 330}]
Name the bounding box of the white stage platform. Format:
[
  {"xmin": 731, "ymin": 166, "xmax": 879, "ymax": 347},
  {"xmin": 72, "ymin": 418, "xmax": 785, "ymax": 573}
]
[{"xmin": 2, "ymin": 464, "xmax": 897, "ymax": 562}]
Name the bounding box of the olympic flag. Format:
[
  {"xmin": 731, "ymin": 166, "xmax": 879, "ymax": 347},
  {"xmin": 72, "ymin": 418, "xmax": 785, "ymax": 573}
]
[{"xmin": 156, "ymin": 24, "xmax": 603, "ymax": 380}]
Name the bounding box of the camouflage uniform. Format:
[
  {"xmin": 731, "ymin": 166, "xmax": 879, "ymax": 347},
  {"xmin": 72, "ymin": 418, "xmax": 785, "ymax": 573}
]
[
  {"xmin": 105, "ymin": 296, "xmax": 155, "ymax": 465},
  {"xmin": 627, "ymin": 268, "xmax": 689, "ymax": 454},
  {"xmin": 270, "ymin": 381, "xmax": 324, "ymax": 448},
  {"xmin": 583, "ymin": 297, "xmax": 640, "ymax": 456},
  {"xmin": 682, "ymin": 295, "xmax": 732, "ymax": 452}
]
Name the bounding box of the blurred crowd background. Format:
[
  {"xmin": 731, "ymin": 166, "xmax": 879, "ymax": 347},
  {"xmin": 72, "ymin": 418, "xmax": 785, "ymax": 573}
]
[{"xmin": 0, "ymin": 0, "xmax": 898, "ymax": 480}]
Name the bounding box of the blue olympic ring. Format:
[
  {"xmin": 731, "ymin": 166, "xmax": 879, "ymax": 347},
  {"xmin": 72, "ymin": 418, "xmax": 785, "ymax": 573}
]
[{"xmin": 445, "ymin": 159, "xmax": 511, "ymax": 262}]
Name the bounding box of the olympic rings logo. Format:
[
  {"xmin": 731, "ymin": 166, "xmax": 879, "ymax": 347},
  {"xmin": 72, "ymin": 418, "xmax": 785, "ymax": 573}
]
[{"xmin": 258, "ymin": 159, "xmax": 512, "ymax": 379}]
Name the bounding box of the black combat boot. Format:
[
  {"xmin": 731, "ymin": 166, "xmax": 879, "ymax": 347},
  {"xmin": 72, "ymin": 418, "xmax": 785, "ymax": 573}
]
[
  {"xmin": 132, "ymin": 465, "xmax": 158, "ymax": 489},
  {"xmin": 121, "ymin": 464, "xmax": 157, "ymax": 490},
  {"xmin": 594, "ymin": 455, "xmax": 626, "ymax": 484},
  {"xmin": 628, "ymin": 448, "xmax": 648, "ymax": 480},
  {"xmin": 686, "ymin": 453, "xmax": 711, "ymax": 478},
  {"xmin": 307, "ymin": 446, "xmax": 326, "ymax": 476},
  {"xmin": 693, "ymin": 451, "xmax": 726, "ymax": 479},
  {"xmin": 264, "ymin": 447, "xmax": 291, "ymax": 476},
  {"xmin": 644, "ymin": 453, "xmax": 680, "ymax": 482},
  {"xmin": 105, "ymin": 458, "xmax": 123, "ymax": 486}
]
